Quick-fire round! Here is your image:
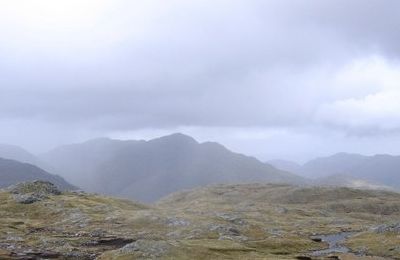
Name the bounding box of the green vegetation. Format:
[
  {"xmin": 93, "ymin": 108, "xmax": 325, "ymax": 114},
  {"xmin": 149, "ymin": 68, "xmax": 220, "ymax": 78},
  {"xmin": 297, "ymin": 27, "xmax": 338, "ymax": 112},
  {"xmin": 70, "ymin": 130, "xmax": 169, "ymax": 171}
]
[{"xmin": 0, "ymin": 183, "xmax": 399, "ymax": 259}]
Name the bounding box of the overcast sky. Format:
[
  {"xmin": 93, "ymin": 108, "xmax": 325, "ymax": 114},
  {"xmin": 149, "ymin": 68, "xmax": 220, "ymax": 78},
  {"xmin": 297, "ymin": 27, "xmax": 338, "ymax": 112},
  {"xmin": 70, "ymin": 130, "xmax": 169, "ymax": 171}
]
[{"xmin": 1, "ymin": 0, "xmax": 400, "ymax": 162}]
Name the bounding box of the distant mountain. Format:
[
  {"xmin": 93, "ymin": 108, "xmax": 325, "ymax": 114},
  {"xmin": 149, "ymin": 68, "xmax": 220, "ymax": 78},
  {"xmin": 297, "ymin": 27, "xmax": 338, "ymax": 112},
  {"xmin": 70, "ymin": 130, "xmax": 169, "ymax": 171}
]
[
  {"xmin": 301, "ymin": 153, "xmax": 368, "ymax": 178},
  {"xmin": 0, "ymin": 144, "xmax": 41, "ymax": 166},
  {"xmin": 267, "ymin": 159, "xmax": 302, "ymax": 174},
  {"xmin": 313, "ymin": 173, "xmax": 393, "ymax": 191},
  {"xmin": 271, "ymin": 153, "xmax": 400, "ymax": 190},
  {"xmin": 302, "ymin": 153, "xmax": 400, "ymax": 189},
  {"xmin": 0, "ymin": 157, "xmax": 75, "ymax": 190},
  {"xmin": 40, "ymin": 138, "xmax": 142, "ymax": 190},
  {"xmin": 0, "ymin": 144, "xmax": 53, "ymax": 174},
  {"xmin": 41, "ymin": 133, "xmax": 304, "ymax": 202}
]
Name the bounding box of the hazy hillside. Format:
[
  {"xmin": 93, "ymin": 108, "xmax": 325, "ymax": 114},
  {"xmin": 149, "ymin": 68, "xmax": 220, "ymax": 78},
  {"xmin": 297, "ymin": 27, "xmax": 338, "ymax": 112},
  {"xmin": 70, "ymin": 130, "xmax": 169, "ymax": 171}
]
[
  {"xmin": 40, "ymin": 138, "xmax": 142, "ymax": 190},
  {"xmin": 313, "ymin": 173, "xmax": 394, "ymax": 191},
  {"xmin": 266, "ymin": 159, "xmax": 302, "ymax": 173},
  {"xmin": 0, "ymin": 157, "xmax": 75, "ymax": 190},
  {"xmin": 303, "ymin": 153, "xmax": 400, "ymax": 189},
  {"xmin": 41, "ymin": 133, "xmax": 304, "ymax": 201},
  {"xmin": 0, "ymin": 144, "xmax": 42, "ymax": 166},
  {"xmin": 301, "ymin": 153, "xmax": 368, "ymax": 178},
  {"xmin": 270, "ymin": 153, "xmax": 400, "ymax": 190}
]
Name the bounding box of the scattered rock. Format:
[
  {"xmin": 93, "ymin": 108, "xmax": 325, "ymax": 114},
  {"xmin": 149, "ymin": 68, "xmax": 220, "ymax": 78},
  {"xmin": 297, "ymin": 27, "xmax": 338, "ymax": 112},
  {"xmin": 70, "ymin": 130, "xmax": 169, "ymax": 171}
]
[
  {"xmin": 266, "ymin": 228, "xmax": 284, "ymax": 237},
  {"xmin": 8, "ymin": 181, "xmax": 61, "ymax": 204},
  {"xmin": 354, "ymin": 246, "xmax": 369, "ymax": 256},
  {"xmin": 275, "ymin": 207, "xmax": 288, "ymax": 214},
  {"xmin": 74, "ymin": 229, "xmax": 108, "ymax": 238},
  {"xmin": 5, "ymin": 236, "xmax": 24, "ymax": 242},
  {"xmin": 90, "ymin": 229, "xmax": 108, "ymax": 238},
  {"xmin": 13, "ymin": 194, "xmax": 42, "ymax": 204},
  {"xmin": 184, "ymin": 229, "xmax": 204, "ymax": 239},
  {"xmin": 62, "ymin": 209, "xmax": 90, "ymax": 228},
  {"xmin": 216, "ymin": 212, "xmax": 246, "ymax": 225},
  {"xmin": 209, "ymin": 224, "xmax": 248, "ymax": 241},
  {"xmin": 166, "ymin": 230, "xmax": 181, "ymax": 239},
  {"xmin": 371, "ymin": 223, "xmax": 400, "ymax": 234},
  {"xmin": 165, "ymin": 217, "xmax": 190, "ymax": 227},
  {"xmin": 65, "ymin": 251, "xmax": 95, "ymax": 259},
  {"xmin": 118, "ymin": 239, "xmax": 171, "ymax": 257},
  {"xmin": 75, "ymin": 231, "xmax": 89, "ymax": 237},
  {"xmin": 227, "ymin": 227, "xmax": 241, "ymax": 236}
]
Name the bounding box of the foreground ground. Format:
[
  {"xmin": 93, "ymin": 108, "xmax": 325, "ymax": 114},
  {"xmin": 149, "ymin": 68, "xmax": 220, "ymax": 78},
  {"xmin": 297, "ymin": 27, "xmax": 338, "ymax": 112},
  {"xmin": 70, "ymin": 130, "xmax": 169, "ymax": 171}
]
[{"xmin": 0, "ymin": 182, "xmax": 399, "ymax": 259}]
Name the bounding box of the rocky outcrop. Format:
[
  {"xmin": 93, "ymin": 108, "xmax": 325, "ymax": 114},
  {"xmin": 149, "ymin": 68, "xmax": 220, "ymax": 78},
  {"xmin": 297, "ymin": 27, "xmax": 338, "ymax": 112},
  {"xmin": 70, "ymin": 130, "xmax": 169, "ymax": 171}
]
[
  {"xmin": 118, "ymin": 240, "xmax": 171, "ymax": 257},
  {"xmin": 8, "ymin": 180, "xmax": 61, "ymax": 204},
  {"xmin": 371, "ymin": 223, "xmax": 400, "ymax": 234}
]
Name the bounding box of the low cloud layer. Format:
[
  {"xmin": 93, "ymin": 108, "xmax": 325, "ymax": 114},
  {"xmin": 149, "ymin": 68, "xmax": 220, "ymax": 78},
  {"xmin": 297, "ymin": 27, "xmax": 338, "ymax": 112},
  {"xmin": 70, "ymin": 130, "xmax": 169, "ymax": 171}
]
[{"xmin": 1, "ymin": 0, "xmax": 400, "ymax": 161}]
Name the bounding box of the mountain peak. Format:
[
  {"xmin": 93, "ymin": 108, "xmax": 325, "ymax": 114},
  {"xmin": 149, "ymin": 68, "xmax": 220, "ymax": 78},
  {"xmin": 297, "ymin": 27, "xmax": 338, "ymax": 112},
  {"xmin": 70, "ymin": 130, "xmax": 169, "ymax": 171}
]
[{"xmin": 150, "ymin": 133, "xmax": 198, "ymax": 145}]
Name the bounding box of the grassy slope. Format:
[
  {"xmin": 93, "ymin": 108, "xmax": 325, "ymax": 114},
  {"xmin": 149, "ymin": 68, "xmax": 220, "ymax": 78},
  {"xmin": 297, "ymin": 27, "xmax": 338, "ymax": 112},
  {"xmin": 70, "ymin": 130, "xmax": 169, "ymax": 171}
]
[{"xmin": 0, "ymin": 184, "xmax": 399, "ymax": 259}]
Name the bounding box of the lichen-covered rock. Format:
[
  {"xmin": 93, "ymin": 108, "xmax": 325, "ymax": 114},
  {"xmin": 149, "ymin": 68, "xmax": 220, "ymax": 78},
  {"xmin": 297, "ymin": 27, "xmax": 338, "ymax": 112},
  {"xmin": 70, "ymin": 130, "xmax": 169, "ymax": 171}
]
[
  {"xmin": 371, "ymin": 223, "xmax": 400, "ymax": 234},
  {"xmin": 8, "ymin": 180, "xmax": 61, "ymax": 204},
  {"xmin": 165, "ymin": 217, "xmax": 190, "ymax": 227},
  {"xmin": 208, "ymin": 223, "xmax": 248, "ymax": 241},
  {"xmin": 118, "ymin": 239, "xmax": 171, "ymax": 257},
  {"xmin": 12, "ymin": 194, "xmax": 42, "ymax": 204},
  {"xmin": 216, "ymin": 212, "xmax": 246, "ymax": 225}
]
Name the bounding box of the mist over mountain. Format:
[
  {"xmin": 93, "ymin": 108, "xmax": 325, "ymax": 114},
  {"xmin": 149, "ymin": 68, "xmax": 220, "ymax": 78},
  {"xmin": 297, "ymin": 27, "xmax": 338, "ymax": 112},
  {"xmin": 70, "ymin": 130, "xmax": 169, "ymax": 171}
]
[
  {"xmin": 0, "ymin": 143, "xmax": 54, "ymax": 173},
  {"xmin": 269, "ymin": 153, "xmax": 400, "ymax": 190},
  {"xmin": 313, "ymin": 173, "xmax": 394, "ymax": 191},
  {"xmin": 2, "ymin": 1, "xmax": 400, "ymax": 258},
  {"xmin": 41, "ymin": 133, "xmax": 304, "ymax": 202},
  {"xmin": 266, "ymin": 159, "xmax": 302, "ymax": 174},
  {"xmin": 301, "ymin": 153, "xmax": 368, "ymax": 178},
  {"xmin": 40, "ymin": 137, "xmax": 143, "ymax": 190},
  {"xmin": 0, "ymin": 144, "xmax": 42, "ymax": 166},
  {"xmin": 0, "ymin": 157, "xmax": 75, "ymax": 190}
]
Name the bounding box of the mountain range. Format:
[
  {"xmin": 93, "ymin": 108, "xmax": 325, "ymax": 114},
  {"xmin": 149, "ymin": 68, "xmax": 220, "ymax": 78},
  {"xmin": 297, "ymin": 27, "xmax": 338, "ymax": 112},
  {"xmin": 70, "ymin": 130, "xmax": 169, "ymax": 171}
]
[
  {"xmin": 40, "ymin": 133, "xmax": 303, "ymax": 201},
  {"xmin": 268, "ymin": 152, "xmax": 400, "ymax": 190},
  {"xmin": 2, "ymin": 134, "xmax": 400, "ymax": 201}
]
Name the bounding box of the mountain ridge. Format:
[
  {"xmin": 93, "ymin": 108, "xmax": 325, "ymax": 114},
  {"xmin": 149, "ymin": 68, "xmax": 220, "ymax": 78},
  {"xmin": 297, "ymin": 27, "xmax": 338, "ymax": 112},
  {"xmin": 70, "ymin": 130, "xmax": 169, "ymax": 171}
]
[
  {"xmin": 40, "ymin": 133, "xmax": 304, "ymax": 202},
  {"xmin": 269, "ymin": 152, "xmax": 400, "ymax": 190},
  {"xmin": 0, "ymin": 157, "xmax": 75, "ymax": 190}
]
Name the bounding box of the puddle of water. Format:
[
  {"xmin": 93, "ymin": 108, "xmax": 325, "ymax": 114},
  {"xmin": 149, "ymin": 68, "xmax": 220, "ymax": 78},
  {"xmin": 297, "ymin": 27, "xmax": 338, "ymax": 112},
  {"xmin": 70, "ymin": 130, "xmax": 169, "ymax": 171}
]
[{"xmin": 310, "ymin": 232, "xmax": 356, "ymax": 256}]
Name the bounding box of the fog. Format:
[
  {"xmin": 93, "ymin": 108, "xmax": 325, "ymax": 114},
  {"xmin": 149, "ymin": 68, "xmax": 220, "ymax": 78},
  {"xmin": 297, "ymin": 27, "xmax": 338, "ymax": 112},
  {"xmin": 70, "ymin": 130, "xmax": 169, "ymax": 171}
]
[{"xmin": 1, "ymin": 0, "xmax": 400, "ymax": 162}]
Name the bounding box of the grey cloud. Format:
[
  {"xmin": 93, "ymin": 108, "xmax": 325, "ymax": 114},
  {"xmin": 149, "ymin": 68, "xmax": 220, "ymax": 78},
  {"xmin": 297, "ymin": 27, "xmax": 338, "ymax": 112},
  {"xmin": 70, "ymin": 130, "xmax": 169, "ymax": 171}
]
[{"xmin": 1, "ymin": 0, "xmax": 400, "ymax": 157}]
